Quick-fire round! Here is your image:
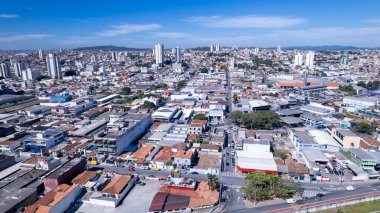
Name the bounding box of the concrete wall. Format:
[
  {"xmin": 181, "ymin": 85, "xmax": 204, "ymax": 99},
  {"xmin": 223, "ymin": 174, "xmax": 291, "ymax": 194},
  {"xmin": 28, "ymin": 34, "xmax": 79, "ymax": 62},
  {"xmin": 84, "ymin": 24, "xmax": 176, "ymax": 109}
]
[{"xmin": 294, "ymin": 193, "xmax": 380, "ymax": 212}]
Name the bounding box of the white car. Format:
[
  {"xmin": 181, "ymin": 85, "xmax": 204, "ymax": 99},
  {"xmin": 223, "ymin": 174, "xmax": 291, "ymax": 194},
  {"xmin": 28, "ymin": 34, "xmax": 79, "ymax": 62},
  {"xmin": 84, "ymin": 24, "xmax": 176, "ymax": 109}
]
[
  {"xmin": 286, "ymin": 198, "xmax": 297, "ymax": 204},
  {"xmin": 346, "ymin": 186, "xmax": 356, "ymax": 191}
]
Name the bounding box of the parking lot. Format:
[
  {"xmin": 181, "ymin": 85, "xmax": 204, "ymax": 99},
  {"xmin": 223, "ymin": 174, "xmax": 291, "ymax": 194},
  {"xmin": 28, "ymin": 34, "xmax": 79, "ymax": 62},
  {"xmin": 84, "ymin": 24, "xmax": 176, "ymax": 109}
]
[{"xmin": 76, "ymin": 179, "xmax": 162, "ymax": 213}]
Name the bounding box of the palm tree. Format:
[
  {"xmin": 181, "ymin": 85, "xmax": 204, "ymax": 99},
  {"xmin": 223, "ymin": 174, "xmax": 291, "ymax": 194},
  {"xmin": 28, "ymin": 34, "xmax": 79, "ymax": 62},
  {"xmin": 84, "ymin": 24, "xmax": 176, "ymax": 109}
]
[{"xmin": 207, "ymin": 174, "xmax": 219, "ymax": 191}]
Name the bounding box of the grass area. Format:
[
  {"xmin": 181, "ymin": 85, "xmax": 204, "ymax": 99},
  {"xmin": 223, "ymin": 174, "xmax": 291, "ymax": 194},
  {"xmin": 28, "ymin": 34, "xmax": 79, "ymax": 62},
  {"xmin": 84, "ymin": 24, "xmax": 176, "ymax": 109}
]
[{"xmin": 316, "ymin": 199, "xmax": 380, "ymax": 213}]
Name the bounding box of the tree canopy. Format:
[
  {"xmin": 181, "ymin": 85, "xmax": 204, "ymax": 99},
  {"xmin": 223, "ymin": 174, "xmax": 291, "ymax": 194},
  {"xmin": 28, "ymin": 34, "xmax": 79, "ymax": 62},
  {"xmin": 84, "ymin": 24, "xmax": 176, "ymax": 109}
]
[
  {"xmin": 230, "ymin": 111, "xmax": 280, "ymax": 130},
  {"xmin": 193, "ymin": 113, "xmax": 206, "ymax": 120},
  {"xmin": 241, "ymin": 171, "xmax": 301, "ymax": 204},
  {"xmin": 121, "ymin": 87, "xmax": 131, "ymax": 95},
  {"xmin": 355, "ymin": 122, "xmax": 373, "ymax": 134}
]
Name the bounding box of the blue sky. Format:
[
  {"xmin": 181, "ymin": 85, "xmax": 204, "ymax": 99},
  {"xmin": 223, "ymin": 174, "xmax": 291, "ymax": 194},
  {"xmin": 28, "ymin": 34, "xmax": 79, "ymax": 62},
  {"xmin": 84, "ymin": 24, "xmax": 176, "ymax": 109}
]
[{"xmin": 1, "ymin": 0, "xmax": 380, "ymax": 49}]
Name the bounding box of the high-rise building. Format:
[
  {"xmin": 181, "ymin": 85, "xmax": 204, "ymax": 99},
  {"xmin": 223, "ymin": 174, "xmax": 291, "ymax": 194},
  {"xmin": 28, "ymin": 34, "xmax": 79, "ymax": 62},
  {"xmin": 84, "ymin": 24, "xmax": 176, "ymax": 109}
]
[
  {"xmin": 14, "ymin": 62, "xmax": 26, "ymax": 77},
  {"xmin": 277, "ymin": 45, "xmax": 281, "ymax": 54},
  {"xmin": 38, "ymin": 49, "xmax": 43, "ymax": 59},
  {"xmin": 175, "ymin": 46, "xmax": 180, "ymax": 63},
  {"xmin": 90, "ymin": 55, "xmax": 97, "ymax": 63},
  {"xmin": 305, "ymin": 51, "xmax": 315, "ymax": 67},
  {"xmin": 46, "ymin": 53, "xmax": 62, "ymax": 79},
  {"xmin": 294, "ymin": 52, "xmax": 303, "ymax": 66},
  {"xmin": 215, "ymin": 44, "xmax": 220, "ymax": 52},
  {"xmin": 0, "ymin": 63, "xmax": 11, "ymax": 78},
  {"xmin": 111, "ymin": 51, "xmax": 116, "ymax": 61},
  {"xmin": 22, "ymin": 68, "xmax": 40, "ymax": 81},
  {"xmin": 117, "ymin": 52, "xmax": 125, "ymax": 62},
  {"xmin": 210, "ymin": 44, "xmax": 214, "ymax": 53},
  {"xmin": 154, "ymin": 43, "xmax": 164, "ymax": 65},
  {"xmin": 254, "ymin": 47, "xmax": 260, "ymax": 55}
]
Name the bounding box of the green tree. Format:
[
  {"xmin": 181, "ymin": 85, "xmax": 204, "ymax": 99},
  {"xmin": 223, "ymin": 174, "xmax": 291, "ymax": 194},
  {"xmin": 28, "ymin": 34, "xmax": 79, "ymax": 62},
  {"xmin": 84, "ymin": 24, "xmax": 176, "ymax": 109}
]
[
  {"xmin": 207, "ymin": 174, "xmax": 219, "ymax": 191},
  {"xmin": 177, "ymin": 80, "xmax": 186, "ymax": 89},
  {"xmin": 233, "ymin": 94, "xmax": 239, "ymax": 104},
  {"xmin": 121, "ymin": 87, "xmax": 131, "ymax": 95},
  {"xmin": 355, "ymin": 122, "xmax": 373, "ymax": 134},
  {"xmin": 278, "ymin": 153, "xmax": 288, "ymax": 163},
  {"xmin": 200, "ymin": 67, "xmax": 209, "ymax": 73},
  {"xmin": 193, "ymin": 113, "xmax": 206, "ymax": 120},
  {"xmin": 339, "ymin": 85, "xmax": 356, "ymax": 95},
  {"xmin": 142, "ymin": 101, "xmax": 156, "ymax": 109},
  {"xmin": 241, "ymin": 171, "xmax": 301, "ymax": 204},
  {"xmin": 150, "ymin": 85, "xmax": 158, "ymax": 91}
]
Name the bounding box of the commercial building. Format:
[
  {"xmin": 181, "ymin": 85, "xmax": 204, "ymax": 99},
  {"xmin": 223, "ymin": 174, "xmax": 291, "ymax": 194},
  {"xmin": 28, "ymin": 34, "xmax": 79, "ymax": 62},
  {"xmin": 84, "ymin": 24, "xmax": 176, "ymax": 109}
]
[
  {"xmin": 289, "ymin": 129, "xmax": 320, "ymax": 151},
  {"xmin": 152, "ymin": 107, "xmax": 181, "ymax": 122},
  {"xmin": 43, "ymin": 157, "xmax": 86, "ymax": 192},
  {"xmin": 236, "ymin": 139, "xmax": 277, "ymax": 174},
  {"xmin": 24, "ymin": 184, "xmax": 82, "ymax": 213},
  {"xmin": 343, "ymin": 96, "xmax": 380, "ymax": 109},
  {"xmin": 326, "ymin": 126, "xmax": 361, "ymax": 148},
  {"xmin": 23, "ymin": 128, "xmax": 65, "ymax": 154},
  {"xmin": 94, "ymin": 113, "xmax": 152, "ymax": 155},
  {"xmin": 87, "ymin": 175, "xmax": 137, "ymax": 207}
]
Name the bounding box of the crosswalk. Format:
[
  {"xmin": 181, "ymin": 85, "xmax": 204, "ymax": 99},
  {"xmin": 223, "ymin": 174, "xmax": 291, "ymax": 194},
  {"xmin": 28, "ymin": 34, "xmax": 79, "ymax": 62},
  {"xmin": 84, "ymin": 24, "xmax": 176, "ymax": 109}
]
[
  {"xmin": 221, "ymin": 171, "xmax": 241, "ymax": 177},
  {"xmin": 301, "ymin": 190, "xmax": 319, "ymax": 198}
]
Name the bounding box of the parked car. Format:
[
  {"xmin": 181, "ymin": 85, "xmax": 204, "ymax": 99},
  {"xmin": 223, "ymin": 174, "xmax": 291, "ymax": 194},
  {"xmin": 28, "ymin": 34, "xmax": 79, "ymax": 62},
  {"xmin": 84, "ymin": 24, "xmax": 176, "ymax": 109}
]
[
  {"xmin": 346, "ymin": 186, "xmax": 356, "ymax": 191},
  {"xmin": 286, "ymin": 198, "xmax": 297, "ymax": 204},
  {"xmin": 191, "ymin": 172, "xmax": 199, "ymax": 175},
  {"xmin": 128, "ymin": 167, "xmax": 135, "ymax": 171}
]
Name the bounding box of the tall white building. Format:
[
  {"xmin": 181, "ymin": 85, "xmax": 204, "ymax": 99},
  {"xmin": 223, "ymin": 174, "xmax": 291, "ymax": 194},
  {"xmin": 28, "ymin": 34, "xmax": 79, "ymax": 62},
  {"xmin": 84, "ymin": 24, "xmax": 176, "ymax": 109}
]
[
  {"xmin": 294, "ymin": 52, "xmax": 303, "ymax": 66},
  {"xmin": 154, "ymin": 43, "xmax": 164, "ymax": 65},
  {"xmin": 215, "ymin": 44, "xmax": 220, "ymax": 52},
  {"xmin": 111, "ymin": 51, "xmax": 116, "ymax": 61},
  {"xmin": 210, "ymin": 44, "xmax": 214, "ymax": 53},
  {"xmin": 90, "ymin": 54, "xmax": 97, "ymax": 63},
  {"xmin": 22, "ymin": 68, "xmax": 40, "ymax": 81},
  {"xmin": 175, "ymin": 46, "xmax": 180, "ymax": 63},
  {"xmin": 305, "ymin": 51, "xmax": 315, "ymax": 67},
  {"xmin": 38, "ymin": 49, "xmax": 43, "ymax": 59},
  {"xmin": 117, "ymin": 52, "xmax": 125, "ymax": 62},
  {"xmin": 0, "ymin": 63, "xmax": 11, "ymax": 78},
  {"xmin": 254, "ymin": 47, "xmax": 260, "ymax": 55},
  {"xmin": 277, "ymin": 45, "xmax": 281, "ymax": 54},
  {"xmin": 46, "ymin": 53, "xmax": 62, "ymax": 79},
  {"xmin": 14, "ymin": 62, "xmax": 26, "ymax": 77}
]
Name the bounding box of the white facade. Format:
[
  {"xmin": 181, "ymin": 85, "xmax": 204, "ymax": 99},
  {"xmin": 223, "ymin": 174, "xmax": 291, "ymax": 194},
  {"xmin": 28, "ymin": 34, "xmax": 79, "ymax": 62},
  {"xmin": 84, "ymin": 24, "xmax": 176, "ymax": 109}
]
[
  {"xmin": 210, "ymin": 44, "xmax": 214, "ymax": 52},
  {"xmin": 46, "ymin": 53, "xmax": 62, "ymax": 79},
  {"xmin": 215, "ymin": 44, "xmax": 220, "ymax": 52},
  {"xmin": 22, "ymin": 68, "xmax": 40, "ymax": 81},
  {"xmin": 343, "ymin": 96, "xmax": 380, "ymax": 108},
  {"xmin": 305, "ymin": 51, "xmax": 315, "ymax": 67},
  {"xmin": 38, "ymin": 49, "xmax": 43, "ymax": 59},
  {"xmin": 294, "ymin": 52, "xmax": 303, "ymax": 66},
  {"xmin": 14, "ymin": 62, "xmax": 25, "ymax": 77},
  {"xmin": 155, "ymin": 43, "xmax": 164, "ymax": 65},
  {"xmin": 0, "ymin": 63, "xmax": 11, "ymax": 78}
]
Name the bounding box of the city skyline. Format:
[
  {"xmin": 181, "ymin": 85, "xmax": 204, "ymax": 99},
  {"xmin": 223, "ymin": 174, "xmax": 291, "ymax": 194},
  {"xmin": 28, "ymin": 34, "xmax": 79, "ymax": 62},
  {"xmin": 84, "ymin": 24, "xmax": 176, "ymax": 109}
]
[{"xmin": 2, "ymin": 0, "xmax": 380, "ymax": 49}]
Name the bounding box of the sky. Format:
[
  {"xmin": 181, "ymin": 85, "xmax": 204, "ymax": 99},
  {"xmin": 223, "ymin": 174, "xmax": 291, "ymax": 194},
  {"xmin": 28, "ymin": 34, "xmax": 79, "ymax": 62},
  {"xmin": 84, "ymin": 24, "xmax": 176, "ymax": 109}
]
[{"xmin": 1, "ymin": 0, "xmax": 380, "ymax": 49}]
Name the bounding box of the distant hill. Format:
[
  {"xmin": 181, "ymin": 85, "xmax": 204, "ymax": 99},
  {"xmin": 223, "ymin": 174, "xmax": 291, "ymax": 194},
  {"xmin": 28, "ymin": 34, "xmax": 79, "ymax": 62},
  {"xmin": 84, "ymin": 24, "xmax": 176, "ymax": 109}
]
[{"xmin": 73, "ymin": 45, "xmax": 150, "ymax": 51}]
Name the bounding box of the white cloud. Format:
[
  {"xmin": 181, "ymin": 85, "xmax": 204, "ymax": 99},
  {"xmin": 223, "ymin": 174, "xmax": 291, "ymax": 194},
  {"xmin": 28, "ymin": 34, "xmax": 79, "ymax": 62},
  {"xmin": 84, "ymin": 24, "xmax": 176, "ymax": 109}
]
[
  {"xmin": 154, "ymin": 32, "xmax": 190, "ymax": 38},
  {"xmin": 0, "ymin": 34, "xmax": 54, "ymax": 41},
  {"xmin": 98, "ymin": 23, "xmax": 160, "ymax": 36},
  {"xmin": 186, "ymin": 15, "xmax": 305, "ymax": 28},
  {"xmin": 364, "ymin": 18, "xmax": 380, "ymax": 24},
  {"xmin": 0, "ymin": 14, "xmax": 18, "ymax": 18}
]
